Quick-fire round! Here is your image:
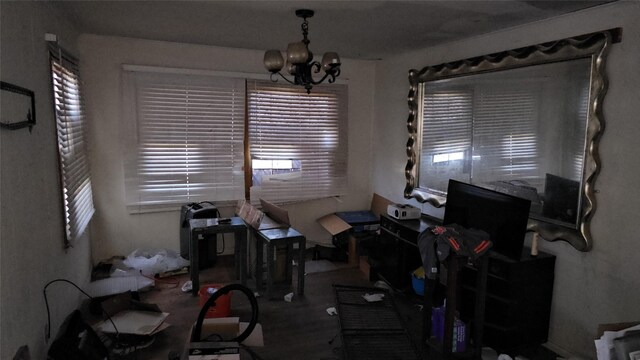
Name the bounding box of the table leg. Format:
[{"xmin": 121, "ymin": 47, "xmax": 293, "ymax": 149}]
[
  {"xmin": 233, "ymin": 233, "xmax": 240, "ymax": 282},
  {"xmin": 235, "ymin": 229, "xmax": 247, "ymax": 286},
  {"xmin": 285, "ymin": 242, "xmax": 293, "ymax": 283},
  {"xmin": 255, "ymin": 233, "xmax": 263, "ymax": 293},
  {"xmin": 190, "ymin": 230, "xmax": 199, "ymax": 296},
  {"xmin": 266, "ymin": 241, "xmax": 275, "ymax": 300},
  {"xmin": 297, "ymin": 236, "xmax": 306, "ymax": 296}
]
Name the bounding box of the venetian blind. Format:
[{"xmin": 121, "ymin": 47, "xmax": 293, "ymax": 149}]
[
  {"xmin": 420, "ymin": 89, "xmax": 473, "ymax": 193},
  {"xmin": 247, "ymin": 81, "xmax": 348, "ymax": 204},
  {"xmin": 472, "ymin": 87, "xmax": 540, "ymax": 184},
  {"xmin": 122, "ymin": 70, "xmax": 245, "ymax": 212},
  {"xmin": 50, "ymin": 46, "xmax": 95, "ymax": 246},
  {"xmin": 420, "ymin": 84, "xmax": 541, "ymax": 192}
]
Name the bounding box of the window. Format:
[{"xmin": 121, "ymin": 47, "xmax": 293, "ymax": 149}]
[
  {"xmin": 247, "ymin": 81, "xmax": 348, "ymax": 204},
  {"xmin": 50, "ymin": 46, "xmax": 95, "ymax": 246},
  {"xmin": 419, "ymin": 80, "xmax": 540, "ymax": 194},
  {"xmin": 420, "ymin": 89, "xmax": 473, "ymax": 193},
  {"xmin": 471, "ymin": 86, "xmax": 540, "ymax": 184},
  {"xmin": 122, "ymin": 70, "xmax": 245, "ymax": 212}
]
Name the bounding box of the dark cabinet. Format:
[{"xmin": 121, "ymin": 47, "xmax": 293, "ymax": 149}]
[
  {"xmin": 459, "ymin": 250, "xmax": 555, "ymax": 353},
  {"xmin": 369, "ymin": 214, "xmax": 556, "ymax": 355},
  {"xmin": 368, "ymin": 214, "xmax": 437, "ymax": 291}
]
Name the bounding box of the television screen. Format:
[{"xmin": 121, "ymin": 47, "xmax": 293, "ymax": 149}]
[
  {"xmin": 542, "ymin": 173, "xmax": 580, "ymax": 225},
  {"xmin": 443, "ymin": 179, "xmax": 532, "ymax": 260}
]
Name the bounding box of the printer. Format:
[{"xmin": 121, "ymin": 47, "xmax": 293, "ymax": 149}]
[{"xmin": 387, "ymin": 204, "xmax": 421, "ymax": 220}]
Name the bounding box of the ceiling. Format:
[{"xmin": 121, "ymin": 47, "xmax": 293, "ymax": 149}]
[{"xmin": 52, "ymin": 0, "xmax": 614, "ymax": 60}]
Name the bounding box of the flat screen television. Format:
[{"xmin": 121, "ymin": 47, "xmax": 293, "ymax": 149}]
[
  {"xmin": 443, "ymin": 179, "xmax": 532, "ymax": 260},
  {"xmin": 542, "ymin": 173, "xmax": 580, "ymax": 225}
]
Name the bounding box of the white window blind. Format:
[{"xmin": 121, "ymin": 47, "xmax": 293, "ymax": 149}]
[
  {"xmin": 50, "ymin": 46, "xmax": 95, "ymax": 246},
  {"xmin": 420, "ymin": 83, "xmax": 540, "ymax": 192},
  {"xmin": 122, "ymin": 71, "xmax": 245, "ymax": 212},
  {"xmin": 567, "ymin": 84, "xmax": 589, "ymax": 180},
  {"xmin": 472, "ymin": 87, "xmax": 540, "ymax": 184},
  {"xmin": 420, "ymin": 89, "xmax": 473, "ymax": 193},
  {"xmin": 247, "ymin": 81, "xmax": 348, "ymax": 204}
]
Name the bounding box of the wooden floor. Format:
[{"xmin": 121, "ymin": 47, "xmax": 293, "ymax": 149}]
[{"xmin": 126, "ymin": 255, "xmax": 425, "ymax": 360}]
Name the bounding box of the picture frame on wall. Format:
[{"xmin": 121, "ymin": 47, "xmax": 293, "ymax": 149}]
[{"xmin": 1, "ymin": 81, "xmax": 36, "ymax": 131}]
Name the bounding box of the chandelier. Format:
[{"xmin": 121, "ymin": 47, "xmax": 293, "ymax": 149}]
[{"xmin": 263, "ymin": 9, "xmax": 341, "ymax": 94}]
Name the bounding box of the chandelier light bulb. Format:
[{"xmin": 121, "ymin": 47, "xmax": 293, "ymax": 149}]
[
  {"xmin": 321, "ymin": 52, "xmax": 341, "ymax": 71},
  {"xmin": 264, "ymin": 50, "xmax": 285, "ymax": 72},
  {"xmin": 287, "ymin": 42, "xmax": 309, "ymax": 64}
]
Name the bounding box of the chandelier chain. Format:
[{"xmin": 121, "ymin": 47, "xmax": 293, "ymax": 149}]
[{"xmin": 301, "ymin": 19, "xmax": 309, "ymax": 45}]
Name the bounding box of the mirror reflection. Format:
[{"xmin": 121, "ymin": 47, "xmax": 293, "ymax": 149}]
[
  {"xmin": 405, "ymin": 29, "xmax": 620, "ymax": 251},
  {"xmin": 418, "ymin": 59, "xmax": 591, "ymax": 228}
]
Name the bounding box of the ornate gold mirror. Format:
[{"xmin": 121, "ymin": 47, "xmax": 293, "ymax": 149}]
[{"xmin": 405, "ymin": 29, "xmax": 621, "ymax": 251}]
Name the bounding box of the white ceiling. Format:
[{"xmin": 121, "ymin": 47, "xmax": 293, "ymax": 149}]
[{"xmin": 52, "ymin": 0, "xmax": 614, "ymax": 60}]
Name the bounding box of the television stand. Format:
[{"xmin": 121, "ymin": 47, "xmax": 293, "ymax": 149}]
[{"xmin": 368, "ymin": 214, "xmax": 556, "ymax": 354}]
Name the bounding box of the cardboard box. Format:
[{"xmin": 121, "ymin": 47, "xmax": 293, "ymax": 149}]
[
  {"xmin": 597, "ymin": 322, "xmax": 640, "ymax": 339},
  {"xmin": 236, "ymin": 199, "xmax": 289, "ymax": 230},
  {"xmin": 189, "ymin": 317, "xmax": 264, "ymax": 344},
  {"xmin": 317, "ymin": 194, "xmax": 393, "ymax": 265},
  {"xmin": 200, "ymin": 317, "xmax": 241, "ymax": 340},
  {"xmin": 317, "ymin": 193, "xmax": 392, "ymax": 236},
  {"xmin": 93, "ymin": 291, "xmax": 170, "ymax": 336}
]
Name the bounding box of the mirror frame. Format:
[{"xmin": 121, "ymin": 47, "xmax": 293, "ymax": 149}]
[{"xmin": 405, "ymin": 29, "xmax": 620, "ymax": 251}]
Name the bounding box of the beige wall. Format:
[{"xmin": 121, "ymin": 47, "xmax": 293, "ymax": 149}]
[
  {"xmin": 372, "ymin": 1, "xmax": 640, "ymax": 357},
  {"xmin": 77, "ymin": 35, "xmax": 377, "ymax": 262},
  {"xmin": 0, "ymin": 2, "xmax": 92, "ymax": 359}
]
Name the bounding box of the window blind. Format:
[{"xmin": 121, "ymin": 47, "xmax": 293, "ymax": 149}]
[
  {"xmin": 472, "ymin": 87, "xmax": 540, "ymax": 184},
  {"xmin": 420, "ymin": 89, "xmax": 473, "ymax": 193},
  {"xmin": 567, "ymin": 84, "xmax": 589, "ymax": 180},
  {"xmin": 50, "ymin": 46, "xmax": 95, "ymax": 246},
  {"xmin": 247, "ymin": 80, "xmax": 348, "ymax": 204},
  {"xmin": 123, "ymin": 71, "xmax": 245, "ymax": 212},
  {"xmin": 420, "ymin": 84, "xmax": 540, "ymax": 192}
]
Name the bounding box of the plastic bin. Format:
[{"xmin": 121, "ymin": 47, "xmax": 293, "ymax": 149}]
[
  {"xmin": 412, "ymin": 267, "xmax": 425, "ymax": 296},
  {"xmin": 198, "ymin": 284, "xmax": 231, "ymax": 318},
  {"xmin": 411, "ymin": 274, "xmax": 425, "ymax": 296}
]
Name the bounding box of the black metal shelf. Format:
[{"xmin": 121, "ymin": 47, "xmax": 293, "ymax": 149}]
[{"xmin": 334, "ymin": 285, "xmax": 421, "ymax": 360}]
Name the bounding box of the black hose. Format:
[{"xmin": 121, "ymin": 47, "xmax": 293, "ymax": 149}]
[{"xmin": 191, "ymin": 283, "xmax": 258, "ymax": 343}]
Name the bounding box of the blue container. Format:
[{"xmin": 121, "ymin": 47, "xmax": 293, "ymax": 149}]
[{"xmin": 411, "ymin": 274, "xmax": 425, "ymax": 296}]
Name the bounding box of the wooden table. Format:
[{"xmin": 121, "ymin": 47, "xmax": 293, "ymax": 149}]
[{"xmin": 189, "ymin": 217, "xmax": 247, "ymax": 296}]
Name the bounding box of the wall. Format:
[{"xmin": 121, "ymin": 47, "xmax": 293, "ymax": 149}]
[
  {"xmin": 77, "ymin": 35, "xmax": 376, "ymax": 262},
  {"xmin": 372, "ymin": 1, "xmax": 640, "ymax": 357},
  {"xmin": 0, "ymin": 2, "xmax": 93, "ymax": 359}
]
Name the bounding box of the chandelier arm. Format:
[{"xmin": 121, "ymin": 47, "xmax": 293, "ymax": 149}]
[
  {"xmin": 272, "ymin": 72, "xmax": 297, "ymax": 85},
  {"xmin": 308, "ymin": 71, "xmax": 335, "ymax": 85},
  {"xmin": 310, "ymin": 61, "xmax": 322, "ymax": 74},
  {"xmin": 327, "ymin": 68, "xmax": 341, "ymax": 83}
]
